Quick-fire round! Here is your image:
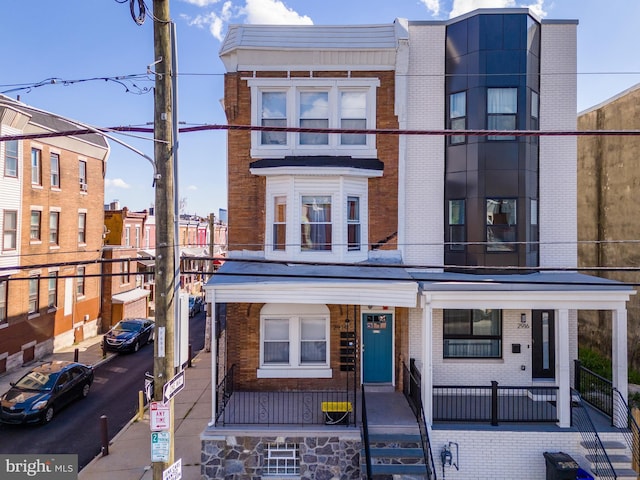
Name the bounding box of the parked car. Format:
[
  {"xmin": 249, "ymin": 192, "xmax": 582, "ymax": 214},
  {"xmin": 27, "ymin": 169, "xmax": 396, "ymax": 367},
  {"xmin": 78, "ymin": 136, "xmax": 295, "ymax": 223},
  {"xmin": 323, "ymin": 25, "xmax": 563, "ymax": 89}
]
[
  {"xmin": 188, "ymin": 295, "xmax": 203, "ymax": 317},
  {"xmin": 0, "ymin": 361, "xmax": 94, "ymax": 425},
  {"xmin": 103, "ymin": 318, "xmax": 155, "ymax": 353}
]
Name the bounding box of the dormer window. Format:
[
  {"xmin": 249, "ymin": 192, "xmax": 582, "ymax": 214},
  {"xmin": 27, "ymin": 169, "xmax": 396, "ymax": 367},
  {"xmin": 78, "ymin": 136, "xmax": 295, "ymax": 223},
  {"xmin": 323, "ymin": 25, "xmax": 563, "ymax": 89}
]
[{"xmin": 248, "ymin": 77, "xmax": 379, "ymax": 158}]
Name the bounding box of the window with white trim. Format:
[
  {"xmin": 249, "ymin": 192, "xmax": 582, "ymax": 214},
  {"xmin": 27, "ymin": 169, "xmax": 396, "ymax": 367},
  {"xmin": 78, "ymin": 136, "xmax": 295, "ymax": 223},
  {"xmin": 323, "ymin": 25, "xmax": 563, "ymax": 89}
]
[
  {"xmin": 301, "ymin": 195, "xmax": 331, "ymax": 251},
  {"xmin": 49, "ymin": 211, "xmax": 59, "ymax": 245},
  {"xmin": 2, "ymin": 210, "xmax": 17, "ymax": 251},
  {"xmin": 48, "ymin": 273, "xmax": 58, "ymax": 309},
  {"xmin": 260, "ymin": 304, "xmax": 330, "ymax": 376},
  {"xmin": 347, "ymin": 196, "xmax": 361, "ymax": 251},
  {"xmin": 28, "ymin": 276, "xmax": 40, "ymax": 315},
  {"xmin": 78, "ymin": 213, "xmax": 87, "ymax": 244},
  {"xmin": 76, "ymin": 266, "xmax": 85, "ymax": 297},
  {"xmin": 30, "ymin": 210, "xmax": 41, "ymax": 241},
  {"xmin": 250, "ymin": 78, "xmax": 378, "ymax": 157},
  {"xmin": 264, "ymin": 443, "xmax": 300, "ymax": 477},
  {"xmin": 31, "ymin": 148, "xmax": 42, "ymax": 186},
  {"xmin": 79, "ymin": 160, "xmax": 87, "ymax": 191},
  {"xmin": 50, "ymin": 153, "xmax": 60, "ymax": 188},
  {"xmin": 4, "ymin": 140, "xmax": 18, "ymax": 178},
  {"xmin": 272, "ymin": 196, "xmax": 286, "ymax": 251}
]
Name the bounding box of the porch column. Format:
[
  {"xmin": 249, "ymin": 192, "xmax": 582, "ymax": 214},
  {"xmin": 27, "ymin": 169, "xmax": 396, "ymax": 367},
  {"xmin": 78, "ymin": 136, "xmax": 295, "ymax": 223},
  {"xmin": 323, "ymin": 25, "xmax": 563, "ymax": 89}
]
[
  {"xmin": 556, "ymin": 308, "xmax": 571, "ymax": 428},
  {"xmin": 422, "ymin": 295, "xmax": 433, "ymax": 425},
  {"xmin": 612, "ymin": 307, "xmax": 628, "ymax": 428},
  {"xmin": 208, "ymin": 290, "xmax": 217, "ymax": 426}
]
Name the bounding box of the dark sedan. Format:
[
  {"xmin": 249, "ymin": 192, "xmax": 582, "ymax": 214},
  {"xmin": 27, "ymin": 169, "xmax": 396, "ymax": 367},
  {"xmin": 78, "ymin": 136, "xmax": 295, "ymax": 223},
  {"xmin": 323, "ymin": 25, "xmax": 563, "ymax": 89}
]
[
  {"xmin": 0, "ymin": 361, "xmax": 94, "ymax": 425},
  {"xmin": 103, "ymin": 318, "xmax": 155, "ymax": 353}
]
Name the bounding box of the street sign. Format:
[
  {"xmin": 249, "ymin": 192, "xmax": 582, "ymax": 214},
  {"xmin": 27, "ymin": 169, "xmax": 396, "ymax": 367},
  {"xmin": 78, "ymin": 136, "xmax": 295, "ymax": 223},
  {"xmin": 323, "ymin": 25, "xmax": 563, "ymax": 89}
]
[
  {"xmin": 150, "ymin": 401, "xmax": 170, "ymax": 431},
  {"xmin": 163, "ymin": 459, "xmax": 182, "ymax": 480},
  {"xmin": 151, "ymin": 431, "xmax": 170, "ymax": 462},
  {"xmin": 163, "ymin": 370, "xmax": 185, "ymax": 403}
]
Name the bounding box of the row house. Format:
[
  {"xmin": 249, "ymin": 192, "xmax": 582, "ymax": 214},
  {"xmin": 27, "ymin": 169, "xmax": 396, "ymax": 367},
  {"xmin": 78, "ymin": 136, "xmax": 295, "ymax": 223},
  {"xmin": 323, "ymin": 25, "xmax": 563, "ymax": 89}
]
[
  {"xmin": 203, "ymin": 8, "xmax": 637, "ymax": 480},
  {"xmin": 103, "ymin": 203, "xmax": 151, "ymax": 327},
  {"xmin": 0, "ymin": 94, "xmax": 109, "ymax": 373}
]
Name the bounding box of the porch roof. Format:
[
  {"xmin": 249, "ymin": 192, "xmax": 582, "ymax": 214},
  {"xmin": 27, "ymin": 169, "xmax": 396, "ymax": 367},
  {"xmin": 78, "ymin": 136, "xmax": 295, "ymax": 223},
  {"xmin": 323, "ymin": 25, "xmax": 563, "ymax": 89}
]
[
  {"xmin": 412, "ymin": 271, "xmax": 635, "ymax": 309},
  {"xmin": 204, "ymin": 260, "xmax": 418, "ymax": 307}
]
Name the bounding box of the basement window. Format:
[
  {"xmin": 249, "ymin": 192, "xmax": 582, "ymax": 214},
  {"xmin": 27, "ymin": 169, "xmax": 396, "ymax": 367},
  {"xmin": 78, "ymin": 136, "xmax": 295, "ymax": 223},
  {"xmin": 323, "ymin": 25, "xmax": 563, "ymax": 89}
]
[{"xmin": 264, "ymin": 443, "xmax": 300, "ymax": 477}]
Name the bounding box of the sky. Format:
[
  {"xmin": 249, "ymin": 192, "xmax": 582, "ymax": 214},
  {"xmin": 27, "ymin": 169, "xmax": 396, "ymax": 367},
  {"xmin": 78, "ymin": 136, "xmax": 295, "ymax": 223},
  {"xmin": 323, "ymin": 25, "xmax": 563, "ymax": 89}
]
[{"xmin": 1, "ymin": 0, "xmax": 639, "ymax": 217}]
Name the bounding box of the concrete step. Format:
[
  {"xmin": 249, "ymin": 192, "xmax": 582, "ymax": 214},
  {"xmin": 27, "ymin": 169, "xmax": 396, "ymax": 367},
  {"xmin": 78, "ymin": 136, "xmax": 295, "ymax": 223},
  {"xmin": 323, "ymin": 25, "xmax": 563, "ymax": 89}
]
[{"xmin": 369, "ymin": 463, "xmax": 430, "ymax": 476}]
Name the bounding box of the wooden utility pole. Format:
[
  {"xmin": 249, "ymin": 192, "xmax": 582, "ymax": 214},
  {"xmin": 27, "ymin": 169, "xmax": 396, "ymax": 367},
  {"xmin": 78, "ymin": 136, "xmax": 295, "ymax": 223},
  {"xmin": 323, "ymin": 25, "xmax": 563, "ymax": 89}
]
[{"xmin": 152, "ymin": 1, "xmax": 175, "ymax": 479}]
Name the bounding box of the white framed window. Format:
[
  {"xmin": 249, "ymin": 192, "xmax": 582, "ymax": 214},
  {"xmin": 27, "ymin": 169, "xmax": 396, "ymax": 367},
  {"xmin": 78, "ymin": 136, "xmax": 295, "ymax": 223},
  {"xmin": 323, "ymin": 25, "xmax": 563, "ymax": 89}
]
[
  {"xmin": 259, "ymin": 304, "xmax": 330, "ymax": 378},
  {"xmin": 49, "ymin": 211, "xmax": 60, "ymax": 245},
  {"xmin": 248, "ymin": 77, "xmax": 379, "ymax": 158},
  {"xmin": 28, "ymin": 276, "xmax": 40, "ymax": 315},
  {"xmin": 4, "ymin": 140, "xmax": 18, "ymax": 178},
  {"xmin": 79, "ymin": 160, "xmax": 87, "ymax": 191},
  {"xmin": 264, "ymin": 177, "xmax": 369, "ymax": 263},
  {"xmin": 301, "ymin": 195, "xmax": 332, "ymax": 251},
  {"xmin": 48, "ymin": 273, "xmax": 58, "ymax": 309},
  {"xmin": 31, "ymin": 148, "xmax": 42, "ymax": 185},
  {"xmin": 125, "ymin": 226, "xmax": 131, "ymax": 246},
  {"xmin": 2, "ymin": 210, "xmax": 17, "ymax": 251},
  {"xmin": 264, "ymin": 443, "xmax": 300, "ymax": 477},
  {"xmin": 50, "ymin": 152, "xmax": 60, "ymax": 188},
  {"xmin": 272, "ymin": 196, "xmax": 286, "ymax": 251},
  {"xmin": 135, "ymin": 226, "xmax": 141, "ymax": 248},
  {"xmin": 30, "ymin": 210, "xmax": 41, "ymax": 241},
  {"xmin": 78, "ymin": 212, "xmax": 87, "ymax": 244}
]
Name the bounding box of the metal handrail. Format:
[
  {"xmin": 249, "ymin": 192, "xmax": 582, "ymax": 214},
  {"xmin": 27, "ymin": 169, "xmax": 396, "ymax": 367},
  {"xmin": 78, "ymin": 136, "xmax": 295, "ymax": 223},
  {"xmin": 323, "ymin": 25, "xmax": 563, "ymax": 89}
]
[
  {"xmin": 403, "ymin": 361, "xmax": 437, "ymax": 479},
  {"xmin": 612, "ymin": 388, "xmax": 640, "ymax": 468},
  {"xmin": 214, "ymin": 363, "xmax": 235, "ymax": 424},
  {"xmin": 361, "ymin": 384, "xmax": 372, "ymax": 480},
  {"xmin": 571, "ymin": 388, "xmax": 617, "ymax": 480}
]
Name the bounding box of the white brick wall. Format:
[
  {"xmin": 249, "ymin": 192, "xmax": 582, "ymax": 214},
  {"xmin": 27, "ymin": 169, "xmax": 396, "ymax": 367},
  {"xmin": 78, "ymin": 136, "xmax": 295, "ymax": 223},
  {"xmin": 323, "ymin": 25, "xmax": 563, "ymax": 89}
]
[
  {"xmin": 430, "ymin": 429, "xmax": 609, "ymax": 480},
  {"xmin": 539, "ymin": 22, "xmax": 578, "ymax": 268},
  {"xmin": 401, "ymin": 23, "xmax": 446, "ymax": 266}
]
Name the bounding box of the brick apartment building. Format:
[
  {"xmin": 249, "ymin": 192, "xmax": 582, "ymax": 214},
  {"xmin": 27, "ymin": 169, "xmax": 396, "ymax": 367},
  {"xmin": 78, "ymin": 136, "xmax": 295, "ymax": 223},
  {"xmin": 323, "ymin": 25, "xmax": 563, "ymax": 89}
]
[{"xmin": 0, "ymin": 94, "xmax": 109, "ymax": 373}]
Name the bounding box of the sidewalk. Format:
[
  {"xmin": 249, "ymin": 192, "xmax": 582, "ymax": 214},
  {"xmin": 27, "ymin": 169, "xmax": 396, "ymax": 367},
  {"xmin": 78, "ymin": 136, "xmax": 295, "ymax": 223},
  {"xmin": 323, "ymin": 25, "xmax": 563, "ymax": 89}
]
[{"xmin": 0, "ymin": 337, "xmax": 211, "ymax": 480}]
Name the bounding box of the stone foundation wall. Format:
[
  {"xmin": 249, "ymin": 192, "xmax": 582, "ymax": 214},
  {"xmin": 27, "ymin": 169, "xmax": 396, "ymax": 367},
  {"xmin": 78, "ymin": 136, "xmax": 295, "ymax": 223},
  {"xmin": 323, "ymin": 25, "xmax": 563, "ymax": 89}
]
[{"xmin": 202, "ymin": 433, "xmax": 362, "ymax": 480}]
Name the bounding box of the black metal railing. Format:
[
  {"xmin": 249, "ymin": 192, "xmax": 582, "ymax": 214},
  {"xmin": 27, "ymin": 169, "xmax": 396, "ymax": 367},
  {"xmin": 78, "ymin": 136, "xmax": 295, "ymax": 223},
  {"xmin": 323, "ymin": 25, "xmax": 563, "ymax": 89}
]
[
  {"xmin": 571, "ymin": 388, "xmax": 617, "ymax": 480},
  {"xmin": 361, "ymin": 384, "xmax": 372, "ymax": 480},
  {"xmin": 612, "ymin": 388, "xmax": 640, "ymax": 469},
  {"xmin": 432, "ymin": 382, "xmax": 559, "ymax": 425},
  {"xmin": 403, "ymin": 360, "xmax": 437, "ymax": 479},
  {"xmin": 216, "ymin": 386, "xmax": 354, "ymax": 426},
  {"xmin": 215, "ymin": 364, "xmax": 235, "ymax": 424},
  {"xmin": 575, "ymin": 360, "xmax": 614, "ymax": 419}
]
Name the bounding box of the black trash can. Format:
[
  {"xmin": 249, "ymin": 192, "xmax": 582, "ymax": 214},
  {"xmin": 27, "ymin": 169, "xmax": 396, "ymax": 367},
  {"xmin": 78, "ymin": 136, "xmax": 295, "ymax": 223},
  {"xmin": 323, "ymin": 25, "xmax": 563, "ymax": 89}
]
[{"xmin": 543, "ymin": 452, "xmax": 579, "ymax": 480}]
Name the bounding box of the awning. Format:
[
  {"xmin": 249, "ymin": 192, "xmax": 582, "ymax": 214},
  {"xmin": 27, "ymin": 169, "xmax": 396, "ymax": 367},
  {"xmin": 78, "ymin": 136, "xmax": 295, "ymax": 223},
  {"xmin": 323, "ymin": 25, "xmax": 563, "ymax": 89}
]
[{"xmin": 112, "ymin": 288, "xmax": 151, "ymax": 304}]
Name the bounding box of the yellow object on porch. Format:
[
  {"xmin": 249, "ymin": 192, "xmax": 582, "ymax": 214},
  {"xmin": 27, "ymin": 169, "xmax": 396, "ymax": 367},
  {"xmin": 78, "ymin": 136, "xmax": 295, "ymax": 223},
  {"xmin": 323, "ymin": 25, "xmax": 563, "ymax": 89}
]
[{"xmin": 321, "ymin": 401, "xmax": 352, "ymax": 413}]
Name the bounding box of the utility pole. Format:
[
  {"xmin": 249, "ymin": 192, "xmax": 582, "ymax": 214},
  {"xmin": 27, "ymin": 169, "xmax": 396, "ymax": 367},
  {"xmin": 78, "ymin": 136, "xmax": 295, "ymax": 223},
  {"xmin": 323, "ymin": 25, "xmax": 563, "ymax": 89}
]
[{"xmin": 152, "ymin": 1, "xmax": 175, "ymax": 479}]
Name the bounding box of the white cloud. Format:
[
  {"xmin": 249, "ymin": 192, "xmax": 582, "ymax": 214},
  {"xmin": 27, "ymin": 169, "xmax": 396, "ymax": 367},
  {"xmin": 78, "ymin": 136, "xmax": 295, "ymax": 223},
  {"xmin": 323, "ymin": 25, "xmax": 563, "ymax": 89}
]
[
  {"xmin": 182, "ymin": 0, "xmax": 222, "ymax": 6},
  {"xmin": 449, "ymin": 0, "xmax": 547, "ymax": 18},
  {"xmin": 183, "ymin": 1, "xmax": 233, "ymax": 41},
  {"xmin": 420, "ymin": 0, "xmax": 441, "ymax": 16},
  {"xmin": 105, "ymin": 178, "xmax": 131, "ymax": 189},
  {"xmin": 239, "ymin": 0, "xmax": 312, "ymax": 25},
  {"xmin": 187, "ymin": 185, "xmax": 198, "ymax": 191}
]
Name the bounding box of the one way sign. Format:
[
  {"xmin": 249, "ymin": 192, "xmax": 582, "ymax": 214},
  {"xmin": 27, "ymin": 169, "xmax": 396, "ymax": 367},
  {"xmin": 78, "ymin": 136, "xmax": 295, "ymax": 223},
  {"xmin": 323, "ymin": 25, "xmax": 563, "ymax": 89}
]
[{"xmin": 163, "ymin": 370, "xmax": 185, "ymax": 404}]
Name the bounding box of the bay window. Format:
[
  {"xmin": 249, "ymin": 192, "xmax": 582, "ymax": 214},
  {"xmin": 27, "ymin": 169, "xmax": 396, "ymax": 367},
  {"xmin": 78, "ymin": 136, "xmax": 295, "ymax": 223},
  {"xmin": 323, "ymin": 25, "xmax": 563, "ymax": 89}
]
[
  {"xmin": 347, "ymin": 196, "xmax": 361, "ymax": 250},
  {"xmin": 301, "ymin": 195, "xmax": 331, "ymax": 251},
  {"xmin": 486, "ymin": 198, "xmax": 517, "ymax": 252},
  {"xmin": 444, "ymin": 309, "xmax": 502, "ymax": 358}
]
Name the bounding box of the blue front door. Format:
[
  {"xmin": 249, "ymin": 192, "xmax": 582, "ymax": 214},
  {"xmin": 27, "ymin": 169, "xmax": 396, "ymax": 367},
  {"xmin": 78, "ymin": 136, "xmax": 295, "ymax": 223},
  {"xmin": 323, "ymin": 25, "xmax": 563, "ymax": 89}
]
[{"xmin": 362, "ymin": 313, "xmax": 393, "ymax": 383}]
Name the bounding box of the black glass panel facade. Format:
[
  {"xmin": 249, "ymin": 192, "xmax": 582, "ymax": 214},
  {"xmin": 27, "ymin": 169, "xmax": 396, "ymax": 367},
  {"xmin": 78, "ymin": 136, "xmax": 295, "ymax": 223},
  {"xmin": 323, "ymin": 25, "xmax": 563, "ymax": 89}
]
[{"xmin": 444, "ymin": 13, "xmax": 540, "ymax": 270}]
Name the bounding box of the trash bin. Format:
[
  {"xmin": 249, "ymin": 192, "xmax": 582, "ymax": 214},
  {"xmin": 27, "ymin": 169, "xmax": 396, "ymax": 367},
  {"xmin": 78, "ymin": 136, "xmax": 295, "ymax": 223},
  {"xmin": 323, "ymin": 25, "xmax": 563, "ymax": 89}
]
[
  {"xmin": 576, "ymin": 468, "xmax": 594, "ymax": 480},
  {"xmin": 543, "ymin": 452, "xmax": 579, "ymax": 480}
]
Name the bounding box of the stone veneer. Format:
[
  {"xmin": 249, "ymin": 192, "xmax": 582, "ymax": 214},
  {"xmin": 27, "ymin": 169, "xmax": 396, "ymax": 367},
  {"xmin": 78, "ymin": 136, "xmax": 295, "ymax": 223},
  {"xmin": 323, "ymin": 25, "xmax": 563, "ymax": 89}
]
[{"xmin": 202, "ymin": 434, "xmax": 362, "ymax": 479}]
